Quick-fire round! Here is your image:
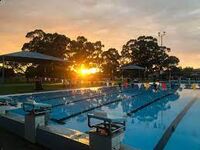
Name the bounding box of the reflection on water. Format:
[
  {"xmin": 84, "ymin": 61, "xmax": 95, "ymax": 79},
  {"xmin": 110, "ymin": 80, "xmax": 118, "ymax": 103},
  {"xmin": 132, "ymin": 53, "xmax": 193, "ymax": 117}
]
[
  {"xmin": 65, "ymin": 89, "xmax": 180, "ymax": 133},
  {"xmin": 133, "ymin": 93, "xmax": 179, "ymax": 122},
  {"xmin": 130, "ymin": 93, "xmax": 180, "ymax": 131}
]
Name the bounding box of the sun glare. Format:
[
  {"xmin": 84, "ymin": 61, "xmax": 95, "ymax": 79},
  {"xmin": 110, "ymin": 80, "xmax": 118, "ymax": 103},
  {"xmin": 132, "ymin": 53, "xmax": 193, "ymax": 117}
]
[
  {"xmin": 74, "ymin": 64, "xmax": 100, "ymax": 76},
  {"xmin": 79, "ymin": 67, "xmax": 99, "ymax": 76}
]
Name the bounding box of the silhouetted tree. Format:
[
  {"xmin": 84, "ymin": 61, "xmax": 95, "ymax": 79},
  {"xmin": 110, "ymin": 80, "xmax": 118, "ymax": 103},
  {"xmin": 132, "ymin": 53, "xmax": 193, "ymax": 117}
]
[
  {"xmin": 181, "ymin": 67, "xmax": 194, "ymax": 78},
  {"xmin": 68, "ymin": 36, "xmax": 104, "ymax": 69},
  {"xmin": 21, "ymin": 30, "xmax": 182, "ymax": 81},
  {"xmin": 21, "ymin": 29, "xmax": 71, "ymax": 79},
  {"xmin": 101, "ymin": 48, "xmax": 121, "ymax": 78},
  {"xmin": 170, "ymin": 66, "xmax": 182, "ymax": 79},
  {"xmin": 22, "ymin": 29, "xmax": 71, "ymax": 58},
  {"xmin": 0, "ymin": 67, "xmax": 15, "ymax": 78},
  {"xmin": 162, "ymin": 56, "xmax": 179, "ymax": 70},
  {"xmin": 121, "ymin": 36, "xmax": 179, "ymax": 76}
]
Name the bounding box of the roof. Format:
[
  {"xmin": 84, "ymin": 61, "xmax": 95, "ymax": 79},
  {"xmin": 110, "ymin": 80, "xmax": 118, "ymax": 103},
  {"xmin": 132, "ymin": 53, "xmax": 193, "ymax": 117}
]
[
  {"xmin": 0, "ymin": 51, "xmax": 66, "ymax": 63},
  {"xmin": 121, "ymin": 64, "xmax": 145, "ymax": 70}
]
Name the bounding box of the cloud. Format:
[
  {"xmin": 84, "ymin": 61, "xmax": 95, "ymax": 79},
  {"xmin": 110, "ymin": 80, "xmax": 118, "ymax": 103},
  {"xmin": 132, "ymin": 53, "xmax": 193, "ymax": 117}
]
[{"xmin": 0, "ymin": 0, "xmax": 200, "ymax": 68}]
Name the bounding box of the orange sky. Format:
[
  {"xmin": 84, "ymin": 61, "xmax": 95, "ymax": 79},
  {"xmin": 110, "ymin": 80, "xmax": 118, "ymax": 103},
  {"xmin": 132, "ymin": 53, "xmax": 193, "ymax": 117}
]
[{"xmin": 0, "ymin": 0, "xmax": 200, "ymax": 68}]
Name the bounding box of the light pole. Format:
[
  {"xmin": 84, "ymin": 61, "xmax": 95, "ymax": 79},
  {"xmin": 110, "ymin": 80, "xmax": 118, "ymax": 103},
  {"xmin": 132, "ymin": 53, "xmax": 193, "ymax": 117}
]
[
  {"xmin": 158, "ymin": 31, "xmax": 166, "ymax": 80},
  {"xmin": 158, "ymin": 31, "xmax": 166, "ymax": 46}
]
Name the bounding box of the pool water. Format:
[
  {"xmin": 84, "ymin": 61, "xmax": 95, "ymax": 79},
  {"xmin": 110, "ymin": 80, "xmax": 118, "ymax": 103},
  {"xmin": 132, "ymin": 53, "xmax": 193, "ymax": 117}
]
[
  {"xmin": 6, "ymin": 86, "xmax": 200, "ymax": 150},
  {"xmin": 165, "ymin": 95, "xmax": 200, "ymax": 150}
]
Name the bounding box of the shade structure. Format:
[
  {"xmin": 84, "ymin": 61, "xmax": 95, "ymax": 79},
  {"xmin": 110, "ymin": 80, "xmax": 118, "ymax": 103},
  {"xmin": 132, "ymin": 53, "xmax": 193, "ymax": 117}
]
[
  {"xmin": 0, "ymin": 51, "xmax": 67, "ymax": 83},
  {"xmin": 121, "ymin": 64, "xmax": 145, "ymax": 70},
  {"xmin": 0, "ymin": 51, "xmax": 66, "ymax": 63},
  {"xmin": 121, "ymin": 64, "xmax": 145, "ymax": 81}
]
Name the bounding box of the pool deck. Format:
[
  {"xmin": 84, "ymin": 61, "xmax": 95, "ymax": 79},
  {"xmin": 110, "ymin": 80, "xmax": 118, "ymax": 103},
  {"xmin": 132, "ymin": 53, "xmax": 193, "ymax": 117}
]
[
  {"xmin": 0, "ymin": 110, "xmax": 134, "ymax": 150},
  {"xmin": 0, "ymin": 86, "xmax": 135, "ymax": 150},
  {"xmin": 0, "ymin": 111, "xmax": 89, "ymax": 150}
]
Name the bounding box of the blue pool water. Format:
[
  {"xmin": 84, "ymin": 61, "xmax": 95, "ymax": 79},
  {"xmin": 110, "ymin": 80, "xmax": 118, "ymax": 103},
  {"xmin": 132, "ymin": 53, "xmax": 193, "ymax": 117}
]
[
  {"xmin": 165, "ymin": 95, "xmax": 200, "ymax": 150},
  {"xmin": 6, "ymin": 86, "xmax": 200, "ymax": 150}
]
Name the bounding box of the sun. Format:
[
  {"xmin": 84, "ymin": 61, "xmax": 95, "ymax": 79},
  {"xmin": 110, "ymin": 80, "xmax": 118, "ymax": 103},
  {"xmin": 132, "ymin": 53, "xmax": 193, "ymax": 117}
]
[
  {"xmin": 79, "ymin": 67, "xmax": 99, "ymax": 76},
  {"xmin": 73, "ymin": 64, "xmax": 100, "ymax": 76}
]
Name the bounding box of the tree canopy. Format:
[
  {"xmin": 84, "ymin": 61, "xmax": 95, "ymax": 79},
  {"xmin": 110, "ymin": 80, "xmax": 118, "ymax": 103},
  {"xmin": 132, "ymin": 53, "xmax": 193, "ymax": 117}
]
[
  {"xmin": 22, "ymin": 29, "xmax": 71, "ymax": 59},
  {"xmin": 121, "ymin": 36, "xmax": 179, "ymax": 75},
  {"xmin": 101, "ymin": 48, "xmax": 121, "ymax": 78},
  {"xmin": 18, "ymin": 29, "xmax": 182, "ymax": 80},
  {"xmin": 67, "ymin": 36, "xmax": 104, "ymax": 69}
]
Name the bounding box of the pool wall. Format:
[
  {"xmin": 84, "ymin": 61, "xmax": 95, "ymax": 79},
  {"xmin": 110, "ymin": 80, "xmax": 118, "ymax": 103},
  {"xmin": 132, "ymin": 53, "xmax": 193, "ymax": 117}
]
[
  {"xmin": 0, "ymin": 114, "xmax": 24, "ymax": 137},
  {"xmin": 0, "ymin": 112, "xmax": 90, "ymax": 150},
  {"xmin": 36, "ymin": 126, "xmax": 89, "ymax": 150}
]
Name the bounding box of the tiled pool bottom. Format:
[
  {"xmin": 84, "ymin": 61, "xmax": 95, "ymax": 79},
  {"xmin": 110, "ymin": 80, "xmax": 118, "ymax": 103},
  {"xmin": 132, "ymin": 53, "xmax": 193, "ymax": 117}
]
[{"xmin": 3, "ymin": 87, "xmax": 200, "ymax": 150}]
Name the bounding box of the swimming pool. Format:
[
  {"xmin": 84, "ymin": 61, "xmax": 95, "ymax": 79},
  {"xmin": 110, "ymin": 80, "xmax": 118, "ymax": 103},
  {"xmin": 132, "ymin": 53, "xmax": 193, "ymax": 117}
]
[{"xmin": 5, "ymin": 86, "xmax": 200, "ymax": 150}]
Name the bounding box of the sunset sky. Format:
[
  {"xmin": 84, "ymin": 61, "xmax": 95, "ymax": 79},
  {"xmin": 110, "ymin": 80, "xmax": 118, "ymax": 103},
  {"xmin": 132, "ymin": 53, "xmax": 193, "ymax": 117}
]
[{"xmin": 0, "ymin": 0, "xmax": 200, "ymax": 68}]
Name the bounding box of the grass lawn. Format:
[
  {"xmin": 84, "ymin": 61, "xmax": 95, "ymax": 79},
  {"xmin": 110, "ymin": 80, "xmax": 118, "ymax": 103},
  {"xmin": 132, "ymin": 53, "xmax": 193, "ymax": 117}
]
[
  {"xmin": 0, "ymin": 83, "xmax": 65, "ymax": 95},
  {"xmin": 0, "ymin": 82, "xmax": 104, "ymax": 95}
]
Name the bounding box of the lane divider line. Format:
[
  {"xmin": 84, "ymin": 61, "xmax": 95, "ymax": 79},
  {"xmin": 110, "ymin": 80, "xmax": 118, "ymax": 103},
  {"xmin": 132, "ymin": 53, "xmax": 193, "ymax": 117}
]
[
  {"xmin": 127, "ymin": 92, "xmax": 173, "ymax": 116},
  {"xmin": 51, "ymin": 92, "xmax": 142, "ymax": 124},
  {"xmin": 154, "ymin": 95, "xmax": 198, "ymax": 150}
]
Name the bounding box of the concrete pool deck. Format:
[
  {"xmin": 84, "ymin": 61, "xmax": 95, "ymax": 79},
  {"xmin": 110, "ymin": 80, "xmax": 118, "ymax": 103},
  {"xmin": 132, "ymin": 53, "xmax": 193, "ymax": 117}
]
[
  {"xmin": 0, "ymin": 86, "xmax": 128, "ymax": 150},
  {"xmin": 0, "ymin": 107, "xmax": 136, "ymax": 150},
  {"xmin": 0, "ymin": 111, "xmax": 89, "ymax": 150}
]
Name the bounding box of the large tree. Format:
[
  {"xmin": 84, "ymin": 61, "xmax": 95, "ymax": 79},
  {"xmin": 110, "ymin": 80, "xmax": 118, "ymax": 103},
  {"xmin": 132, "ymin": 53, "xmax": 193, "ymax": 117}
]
[
  {"xmin": 22, "ymin": 29, "xmax": 71, "ymax": 58},
  {"xmin": 162, "ymin": 56, "xmax": 180, "ymax": 70},
  {"xmin": 21, "ymin": 29, "xmax": 71, "ymax": 79},
  {"xmin": 121, "ymin": 36, "xmax": 179, "ymax": 75},
  {"xmin": 181, "ymin": 67, "xmax": 194, "ymax": 78},
  {"xmin": 101, "ymin": 48, "xmax": 121, "ymax": 78},
  {"xmin": 21, "ymin": 30, "xmax": 105, "ymax": 79},
  {"xmin": 68, "ymin": 36, "xmax": 104, "ymax": 69},
  {"xmin": 0, "ymin": 67, "xmax": 15, "ymax": 78}
]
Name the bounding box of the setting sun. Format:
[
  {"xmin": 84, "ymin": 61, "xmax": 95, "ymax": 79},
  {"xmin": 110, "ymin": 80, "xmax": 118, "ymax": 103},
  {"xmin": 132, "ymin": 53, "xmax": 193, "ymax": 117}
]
[
  {"xmin": 73, "ymin": 64, "xmax": 100, "ymax": 76},
  {"xmin": 79, "ymin": 67, "xmax": 100, "ymax": 76}
]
